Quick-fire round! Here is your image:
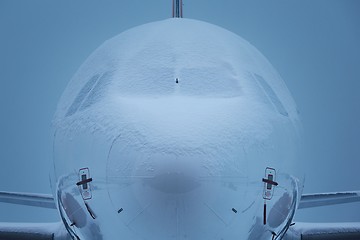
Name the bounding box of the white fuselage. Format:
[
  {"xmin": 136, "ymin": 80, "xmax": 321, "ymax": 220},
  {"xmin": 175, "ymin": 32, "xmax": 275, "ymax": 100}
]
[{"xmin": 51, "ymin": 18, "xmax": 302, "ymax": 240}]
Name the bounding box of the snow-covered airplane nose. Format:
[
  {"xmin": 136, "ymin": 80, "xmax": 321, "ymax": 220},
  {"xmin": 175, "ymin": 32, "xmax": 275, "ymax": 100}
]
[{"xmin": 51, "ymin": 14, "xmax": 302, "ymax": 239}]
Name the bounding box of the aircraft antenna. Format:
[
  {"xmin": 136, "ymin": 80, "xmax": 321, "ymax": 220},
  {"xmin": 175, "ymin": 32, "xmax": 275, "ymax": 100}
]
[{"xmin": 172, "ymin": 0, "xmax": 183, "ymax": 18}]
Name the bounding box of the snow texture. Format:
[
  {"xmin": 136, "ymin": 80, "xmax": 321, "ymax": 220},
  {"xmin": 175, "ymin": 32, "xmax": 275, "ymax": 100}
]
[
  {"xmin": 51, "ymin": 18, "xmax": 303, "ymax": 240},
  {"xmin": 53, "ymin": 18, "xmax": 300, "ymax": 158}
]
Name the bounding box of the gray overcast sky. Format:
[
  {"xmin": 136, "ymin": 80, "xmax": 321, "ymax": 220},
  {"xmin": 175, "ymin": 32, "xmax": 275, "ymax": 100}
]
[{"xmin": 0, "ymin": 0, "xmax": 359, "ymax": 223}]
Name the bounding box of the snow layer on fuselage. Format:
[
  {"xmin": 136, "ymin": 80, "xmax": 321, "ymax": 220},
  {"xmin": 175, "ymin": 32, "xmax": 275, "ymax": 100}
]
[
  {"xmin": 55, "ymin": 18, "xmax": 299, "ymax": 131},
  {"xmin": 53, "ymin": 18, "xmax": 301, "ymax": 178},
  {"xmin": 52, "ymin": 18, "xmax": 303, "ymax": 240}
]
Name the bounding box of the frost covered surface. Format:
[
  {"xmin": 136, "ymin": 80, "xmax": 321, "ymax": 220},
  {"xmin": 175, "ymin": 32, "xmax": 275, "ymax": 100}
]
[
  {"xmin": 52, "ymin": 18, "xmax": 302, "ymax": 239},
  {"xmin": 53, "ymin": 18, "xmax": 300, "ymax": 154}
]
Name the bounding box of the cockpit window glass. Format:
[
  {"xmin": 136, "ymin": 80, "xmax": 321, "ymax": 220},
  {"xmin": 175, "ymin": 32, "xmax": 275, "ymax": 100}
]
[
  {"xmin": 113, "ymin": 66, "xmax": 241, "ymax": 97},
  {"xmin": 66, "ymin": 72, "xmax": 113, "ymax": 117},
  {"xmin": 253, "ymin": 73, "xmax": 288, "ymax": 116},
  {"xmin": 66, "ymin": 74, "xmax": 100, "ymax": 117},
  {"xmin": 80, "ymin": 71, "xmax": 113, "ymax": 111},
  {"xmin": 115, "ymin": 67, "xmax": 174, "ymax": 95},
  {"xmin": 179, "ymin": 67, "xmax": 241, "ymax": 97}
]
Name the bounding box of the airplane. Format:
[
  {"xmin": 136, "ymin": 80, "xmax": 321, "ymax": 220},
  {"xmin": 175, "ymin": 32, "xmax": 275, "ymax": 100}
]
[{"xmin": 1, "ymin": 1, "xmax": 360, "ymax": 239}]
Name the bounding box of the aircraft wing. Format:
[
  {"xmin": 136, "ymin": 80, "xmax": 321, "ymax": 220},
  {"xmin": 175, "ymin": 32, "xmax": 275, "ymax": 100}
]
[
  {"xmin": 0, "ymin": 222, "xmax": 70, "ymax": 240},
  {"xmin": 0, "ymin": 191, "xmax": 70, "ymax": 240},
  {"xmin": 284, "ymin": 222, "xmax": 360, "ymax": 240},
  {"xmin": 1, "ymin": 191, "xmax": 360, "ymax": 239},
  {"xmin": 298, "ymin": 191, "xmax": 360, "ymax": 209},
  {"xmin": 0, "ymin": 191, "xmax": 56, "ymax": 209},
  {"xmin": 284, "ymin": 191, "xmax": 360, "ymax": 240}
]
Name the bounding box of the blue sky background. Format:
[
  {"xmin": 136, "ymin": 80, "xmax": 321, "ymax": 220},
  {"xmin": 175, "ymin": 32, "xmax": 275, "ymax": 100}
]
[{"xmin": 0, "ymin": 0, "xmax": 359, "ymax": 224}]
